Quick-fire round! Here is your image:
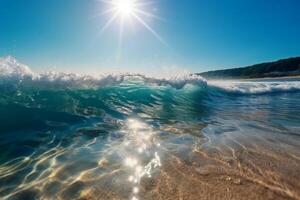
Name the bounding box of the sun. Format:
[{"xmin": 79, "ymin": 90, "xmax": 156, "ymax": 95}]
[
  {"xmin": 98, "ymin": 0, "xmax": 166, "ymax": 45},
  {"xmin": 113, "ymin": 0, "xmax": 135, "ymax": 17}
]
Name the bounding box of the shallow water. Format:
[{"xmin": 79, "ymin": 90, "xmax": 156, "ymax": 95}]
[{"xmin": 0, "ymin": 76, "xmax": 300, "ymax": 200}]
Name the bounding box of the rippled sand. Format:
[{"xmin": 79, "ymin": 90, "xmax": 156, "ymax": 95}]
[{"xmin": 78, "ymin": 126, "xmax": 300, "ymax": 200}]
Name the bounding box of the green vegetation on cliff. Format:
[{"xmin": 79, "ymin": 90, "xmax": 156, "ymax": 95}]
[{"xmin": 200, "ymin": 57, "xmax": 300, "ymax": 79}]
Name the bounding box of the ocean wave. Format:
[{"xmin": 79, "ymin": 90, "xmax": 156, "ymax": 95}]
[
  {"xmin": 137, "ymin": 74, "xmax": 207, "ymax": 89},
  {"xmin": 0, "ymin": 56, "xmax": 207, "ymax": 89},
  {"xmin": 0, "ymin": 56, "xmax": 125, "ymax": 88},
  {"xmin": 0, "ymin": 56, "xmax": 33, "ymax": 78},
  {"xmin": 208, "ymin": 80, "xmax": 300, "ymax": 94},
  {"xmin": 1, "ymin": 56, "xmax": 300, "ymax": 94}
]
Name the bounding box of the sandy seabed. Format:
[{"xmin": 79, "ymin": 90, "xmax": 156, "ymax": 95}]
[{"xmin": 76, "ymin": 126, "xmax": 300, "ymax": 200}]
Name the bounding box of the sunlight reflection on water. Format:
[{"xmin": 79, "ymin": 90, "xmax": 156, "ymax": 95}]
[
  {"xmin": 124, "ymin": 119, "xmax": 162, "ymax": 200},
  {"xmin": 0, "ymin": 118, "xmax": 163, "ymax": 200}
]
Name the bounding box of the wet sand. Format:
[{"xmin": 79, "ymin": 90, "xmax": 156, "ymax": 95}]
[
  {"xmin": 76, "ymin": 124, "xmax": 300, "ymax": 200},
  {"xmin": 77, "ymin": 150, "xmax": 300, "ymax": 200}
]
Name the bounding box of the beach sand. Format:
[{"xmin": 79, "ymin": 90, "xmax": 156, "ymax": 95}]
[{"xmin": 76, "ymin": 128, "xmax": 300, "ymax": 200}]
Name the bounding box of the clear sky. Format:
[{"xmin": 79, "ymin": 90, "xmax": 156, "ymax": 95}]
[{"xmin": 1, "ymin": 0, "xmax": 300, "ymax": 73}]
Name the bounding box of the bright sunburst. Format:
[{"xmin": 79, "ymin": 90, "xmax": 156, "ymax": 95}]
[
  {"xmin": 99, "ymin": 0, "xmax": 165, "ymax": 45},
  {"xmin": 113, "ymin": 0, "xmax": 135, "ymax": 17}
]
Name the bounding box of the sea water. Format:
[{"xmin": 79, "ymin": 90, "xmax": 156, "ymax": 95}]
[{"xmin": 0, "ymin": 60, "xmax": 300, "ymax": 199}]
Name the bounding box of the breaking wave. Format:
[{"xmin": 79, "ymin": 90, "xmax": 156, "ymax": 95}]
[
  {"xmin": 208, "ymin": 80, "xmax": 300, "ymax": 94},
  {"xmin": 1, "ymin": 56, "xmax": 300, "ymax": 94}
]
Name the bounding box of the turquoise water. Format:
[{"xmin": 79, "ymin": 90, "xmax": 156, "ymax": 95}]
[{"xmin": 0, "ymin": 76, "xmax": 300, "ymax": 199}]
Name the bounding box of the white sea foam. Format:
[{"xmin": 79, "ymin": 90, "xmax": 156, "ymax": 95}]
[
  {"xmin": 0, "ymin": 56, "xmax": 207, "ymax": 89},
  {"xmin": 0, "ymin": 56, "xmax": 125, "ymax": 88},
  {"xmin": 33, "ymin": 72, "xmax": 126, "ymax": 88},
  {"xmin": 138, "ymin": 73, "xmax": 207, "ymax": 89},
  {"xmin": 208, "ymin": 80, "xmax": 300, "ymax": 94},
  {"xmin": 1, "ymin": 56, "xmax": 300, "ymax": 93},
  {"xmin": 0, "ymin": 56, "xmax": 33, "ymax": 78}
]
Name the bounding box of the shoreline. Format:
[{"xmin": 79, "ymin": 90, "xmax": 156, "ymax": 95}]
[{"xmin": 204, "ymin": 75, "xmax": 300, "ymax": 81}]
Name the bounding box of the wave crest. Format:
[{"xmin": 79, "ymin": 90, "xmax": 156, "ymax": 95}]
[
  {"xmin": 1, "ymin": 56, "xmax": 300, "ymax": 94},
  {"xmin": 138, "ymin": 74, "xmax": 207, "ymax": 89},
  {"xmin": 209, "ymin": 80, "xmax": 300, "ymax": 94},
  {"xmin": 0, "ymin": 56, "xmax": 207, "ymax": 89},
  {"xmin": 0, "ymin": 56, "xmax": 33, "ymax": 78}
]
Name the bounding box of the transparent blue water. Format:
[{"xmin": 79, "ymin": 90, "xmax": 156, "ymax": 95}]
[{"xmin": 0, "ymin": 79, "xmax": 300, "ymax": 199}]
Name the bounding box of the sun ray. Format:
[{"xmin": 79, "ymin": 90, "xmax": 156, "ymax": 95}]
[
  {"xmin": 117, "ymin": 16, "xmax": 125, "ymax": 61},
  {"xmin": 100, "ymin": 12, "xmax": 119, "ymax": 33},
  {"xmin": 132, "ymin": 13, "xmax": 167, "ymax": 46},
  {"xmin": 135, "ymin": 0, "xmax": 156, "ymax": 7},
  {"xmin": 99, "ymin": 8, "xmax": 117, "ymax": 16},
  {"xmin": 134, "ymin": 9, "xmax": 166, "ymax": 22},
  {"xmin": 98, "ymin": 0, "xmax": 167, "ymax": 54},
  {"xmin": 90, "ymin": 8, "xmax": 116, "ymax": 20}
]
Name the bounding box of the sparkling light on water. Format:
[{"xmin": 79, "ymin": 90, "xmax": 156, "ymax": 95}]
[
  {"xmin": 125, "ymin": 157, "xmax": 138, "ymax": 167},
  {"xmin": 124, "ymin": 118, "xmax": 162, "ymax": 199}
]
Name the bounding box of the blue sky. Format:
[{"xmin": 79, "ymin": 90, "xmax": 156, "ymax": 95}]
[{"xmin": 1, "ymin": 0, "xmax": 300, "ymax": 73}]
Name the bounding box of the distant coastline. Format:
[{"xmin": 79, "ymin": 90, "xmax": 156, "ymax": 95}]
[{"xmin": 199, "ymin": 57, "xmax": 300, "ymax": 80}]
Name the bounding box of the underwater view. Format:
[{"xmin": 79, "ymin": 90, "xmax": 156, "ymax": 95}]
[{"xmin": 0, "ymin": 61, "xmax": 300, "ymax": 199}]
